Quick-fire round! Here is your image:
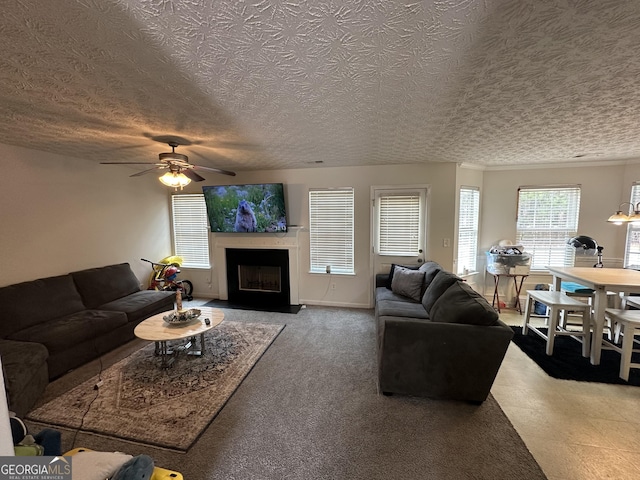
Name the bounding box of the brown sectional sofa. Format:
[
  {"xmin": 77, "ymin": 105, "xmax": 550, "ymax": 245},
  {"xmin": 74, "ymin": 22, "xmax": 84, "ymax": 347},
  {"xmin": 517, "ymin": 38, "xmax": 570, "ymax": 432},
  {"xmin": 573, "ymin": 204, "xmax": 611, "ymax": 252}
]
[
  {"xmin": 375, "ymin": 261, "xmax": 513, "ymax": 403},
  {"xmin": 0, "ymin": 263, "xmax": 175, "ymax": 415}
]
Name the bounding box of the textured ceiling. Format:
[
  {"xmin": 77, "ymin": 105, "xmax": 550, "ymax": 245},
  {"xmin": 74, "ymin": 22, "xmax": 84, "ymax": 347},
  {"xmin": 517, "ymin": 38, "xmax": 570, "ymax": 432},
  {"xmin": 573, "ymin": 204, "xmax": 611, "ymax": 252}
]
[{"xmin": 3, "ymin": 0, "xmax": 640, "ymax": 174}]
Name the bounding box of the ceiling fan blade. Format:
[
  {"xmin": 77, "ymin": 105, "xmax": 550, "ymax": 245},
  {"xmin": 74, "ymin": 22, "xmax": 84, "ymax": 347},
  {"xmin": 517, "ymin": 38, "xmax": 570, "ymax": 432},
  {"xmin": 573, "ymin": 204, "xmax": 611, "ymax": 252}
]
[
  {"xmin": 192, "ymin": 164, "xmax": 236, "ymax": 176},
  {"xmin": 100, "ymin": 162, "xmax": 160, "ymax": 165},
  {"xmin": 130, "ymin": 166, "xmax": 166, "ymax": 177},
  {"xmin": 182, "ymin": 169, "xmax": 206, "ymax": 182}
]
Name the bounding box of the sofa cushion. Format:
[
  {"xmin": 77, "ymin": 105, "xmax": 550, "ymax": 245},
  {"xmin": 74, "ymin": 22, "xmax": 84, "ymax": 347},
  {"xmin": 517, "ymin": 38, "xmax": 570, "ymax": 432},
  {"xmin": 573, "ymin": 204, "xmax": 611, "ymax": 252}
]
[
  {"xmin": 0, "ymin": 275, "xmax": 85, "ymax": 339},
  {"xmin": 385, "ymin": 264, "xmax": 419, "ymax": 289},
  {"xmin": 391, "ymin": 266, "xmax": 425, "ymax": 302},
  {"xmin": 377, "ymin": 300, "xmax": 430, "ymax": 319},
  {"xmin": 418, "ymin": 261, "xmax": 442, "ymax": 289},
  {"xmin": 376, "ymin": 287, "xmax": 417, "ymax": 303},
  {"xmin": 421, "ymin": 270, "xmax": 460, "ymax": 313},
  {"xmin": 71, "ymin": 263, "xmax": 141, "ymax": 309},
  {"xmin": 431, "ymin": 281, "xmax": 499, "ymax": 326},
  {"xmin": 8, "ymin": 310, "xmax": 129, "ymax": 354},
  {"xmin": 98, "ymin": 290, "xmax": 175, "ymax": 323}
]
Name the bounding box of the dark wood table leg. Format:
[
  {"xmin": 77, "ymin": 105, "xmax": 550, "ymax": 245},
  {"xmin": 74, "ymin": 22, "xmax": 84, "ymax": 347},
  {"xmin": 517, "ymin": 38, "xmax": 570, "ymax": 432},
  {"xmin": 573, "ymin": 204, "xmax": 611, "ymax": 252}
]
[
  {"xmin": 512, "ymin": 275, "xmax": 528, "ymax": 314},
  {"xmin": 492, "ymin": 274, "xmax": 501, "ymax": 313}
]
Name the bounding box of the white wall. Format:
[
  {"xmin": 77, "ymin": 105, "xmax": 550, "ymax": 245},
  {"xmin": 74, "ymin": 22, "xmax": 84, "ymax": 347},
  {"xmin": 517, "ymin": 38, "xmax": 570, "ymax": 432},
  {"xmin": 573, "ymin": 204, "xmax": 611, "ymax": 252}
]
[
  {"xmin": 177, "ymin": 162, "xmax": 459, "ymax": 308},
  {"xmin": 1, "ymin": 143, "xmax": 171, "ymax": 286},
  {"xmin": 7, "ymin": 140, "xmax": 638, "ymax": 310}
]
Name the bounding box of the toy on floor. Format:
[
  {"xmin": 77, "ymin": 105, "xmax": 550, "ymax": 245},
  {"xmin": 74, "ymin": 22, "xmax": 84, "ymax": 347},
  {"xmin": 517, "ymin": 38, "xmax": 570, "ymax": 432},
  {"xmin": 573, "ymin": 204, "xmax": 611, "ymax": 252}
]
[{"xmin": 9, "ymin": 412, "xmax": 61, "ymax": 456}]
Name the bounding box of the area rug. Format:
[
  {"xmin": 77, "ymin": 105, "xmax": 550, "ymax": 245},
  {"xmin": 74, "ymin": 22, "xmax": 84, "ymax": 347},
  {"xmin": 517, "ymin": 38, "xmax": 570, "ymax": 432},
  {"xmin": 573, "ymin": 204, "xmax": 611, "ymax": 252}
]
[
  {"xmin": 511, "ymin": 326, "xmax": 640, "ymax": 386},
  {"xmin": 26, "ymin": 321, "xmax": 285, "ymax": 451}
]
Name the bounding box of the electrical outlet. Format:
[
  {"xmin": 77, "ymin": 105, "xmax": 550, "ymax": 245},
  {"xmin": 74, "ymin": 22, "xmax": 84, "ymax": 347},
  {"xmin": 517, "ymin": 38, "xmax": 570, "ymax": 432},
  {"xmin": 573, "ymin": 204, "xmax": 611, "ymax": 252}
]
[
  {"xmin": 443, "ymin": 238, "xmax": 450, "ymax": 247},
  {"xmin": 331, "ymin": 283, "xmax": 336, "ymax": 290}
]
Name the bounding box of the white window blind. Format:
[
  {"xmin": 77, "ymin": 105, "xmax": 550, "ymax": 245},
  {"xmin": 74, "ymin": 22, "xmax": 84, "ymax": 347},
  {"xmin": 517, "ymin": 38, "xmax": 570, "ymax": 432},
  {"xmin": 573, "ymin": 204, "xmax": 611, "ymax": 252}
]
[
  {"xmin": 625, "ymin": 183, "xmax": 640, "ymax": 269},
  {"xmin": 171, "ymin": 194, "xmax": 210, "ymax": 268},
  {"xmin": 377, "ymin": 192, "xmax": 422, "ymax": 256},
  {"xmin": 457, "ymin": 187, "xmax": 480, "ymax": 274},
  {"xmin": 516, "ymin": 186, "xmax": 581, "ymax": 270},
  {"xmin": 309, "ymin": 188, "xmax": 354, "ymax": 274}
]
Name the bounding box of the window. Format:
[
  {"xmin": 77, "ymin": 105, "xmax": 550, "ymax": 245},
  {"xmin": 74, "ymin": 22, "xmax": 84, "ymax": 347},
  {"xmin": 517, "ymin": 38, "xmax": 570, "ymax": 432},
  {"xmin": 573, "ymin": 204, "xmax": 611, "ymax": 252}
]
[
  {"xmin": 171, "ymin": 194, "xmax": 210, "ymax": 268},
  {"xmin": 309, "ymin": 188, "xmax": 354, "ymax": 274},
  {"xmin": 457, "ymin": 187, "xmax": 480, "ymax": 274},
  {"xmin": 375, "ymin": 190, "xmax": 424, "ymax": 256},
  {"xmin": 625, "ymin": 183, "xmax": 640, "ymax": 269},
  {"xmin": 516, "ymin": 185, "xmax": 581, "ymax": 270}
]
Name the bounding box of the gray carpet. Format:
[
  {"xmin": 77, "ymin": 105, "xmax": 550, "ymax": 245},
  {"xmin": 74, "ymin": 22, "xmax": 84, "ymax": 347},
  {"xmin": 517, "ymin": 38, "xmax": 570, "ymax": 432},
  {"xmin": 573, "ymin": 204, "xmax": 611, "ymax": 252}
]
[{"xmin": 27, "ymin": 306, "xmax": 546, "ymax": 480}]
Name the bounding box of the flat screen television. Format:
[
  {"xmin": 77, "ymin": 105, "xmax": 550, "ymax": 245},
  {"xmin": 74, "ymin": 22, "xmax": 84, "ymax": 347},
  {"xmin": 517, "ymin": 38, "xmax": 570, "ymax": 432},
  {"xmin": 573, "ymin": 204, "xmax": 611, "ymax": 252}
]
[{"xmin": 202, "ymin": 183, "xmax": 287, "ymax": 233}]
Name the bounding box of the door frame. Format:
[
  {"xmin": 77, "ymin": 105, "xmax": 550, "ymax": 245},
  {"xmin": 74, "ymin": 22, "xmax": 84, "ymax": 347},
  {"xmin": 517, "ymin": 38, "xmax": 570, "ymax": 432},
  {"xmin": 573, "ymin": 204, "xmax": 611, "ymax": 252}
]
[{"xmin": 369, "ymin": 184, "xmax": 430, "ymax": 306}]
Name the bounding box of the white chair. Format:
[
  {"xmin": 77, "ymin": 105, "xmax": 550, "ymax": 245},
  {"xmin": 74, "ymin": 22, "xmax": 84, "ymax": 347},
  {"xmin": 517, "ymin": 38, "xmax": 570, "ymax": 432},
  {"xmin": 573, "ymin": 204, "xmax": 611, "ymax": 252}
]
[
  {"xmin": 523, "ymin": 290, "xmax": 591, "ymax": 356},
  {"xmin": 551, "ymin": 283, "xmax": 618, "ymax": 340},
  {"xmin": 603, "ymin": 309, "xmax": 640, "ymax": 381},
  {"xmin": 621, "ymin": 295, "xmax": 640, "ymax": 310},
  {"xmin": 609, "ymin": 295, "xmax": 640, "ymax": 342}
]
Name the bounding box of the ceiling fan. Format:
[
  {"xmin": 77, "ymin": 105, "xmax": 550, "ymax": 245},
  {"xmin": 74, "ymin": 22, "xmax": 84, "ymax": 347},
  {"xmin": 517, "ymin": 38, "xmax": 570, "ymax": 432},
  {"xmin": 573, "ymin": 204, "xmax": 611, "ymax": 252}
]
[{"xmin": 101, "ymin": 141, "xmax": 236, "ymax": 189}]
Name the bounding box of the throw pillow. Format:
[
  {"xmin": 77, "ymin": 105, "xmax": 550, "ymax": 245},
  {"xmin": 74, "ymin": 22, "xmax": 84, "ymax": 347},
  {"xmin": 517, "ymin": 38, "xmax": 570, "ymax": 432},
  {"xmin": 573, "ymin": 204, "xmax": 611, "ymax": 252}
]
[
  {"xmin": 71, "ymin": 451, "xmax": 133, "ymax": 480},
  {"xmin": 430, "ymin": 281, "xmax": 499, "ymax": 326},
  {"xmin": 111, "ymin": 454, "xmax": 155, "ymax": 480},
  {"xmin": 418, "ymin": 261, "xmax": 442, "ymax": 289},
  {"xmin": 421, "ymin": 270, "xmax": 460, "ymax": 313},
  {"xmin": 390, "ymin": 266, "xmax": 425, "ymax": 302},
  {"xmin": 385, "ymin": 263, "xmax": 420, "ymax": 290}
]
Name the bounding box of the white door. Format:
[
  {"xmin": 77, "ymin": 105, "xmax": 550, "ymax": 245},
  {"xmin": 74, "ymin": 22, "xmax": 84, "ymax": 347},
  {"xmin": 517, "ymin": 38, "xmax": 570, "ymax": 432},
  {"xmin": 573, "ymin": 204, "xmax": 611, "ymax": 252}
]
[{"xmin": 371, "ymin": 186, "xmax": 428, "ymax": 279}]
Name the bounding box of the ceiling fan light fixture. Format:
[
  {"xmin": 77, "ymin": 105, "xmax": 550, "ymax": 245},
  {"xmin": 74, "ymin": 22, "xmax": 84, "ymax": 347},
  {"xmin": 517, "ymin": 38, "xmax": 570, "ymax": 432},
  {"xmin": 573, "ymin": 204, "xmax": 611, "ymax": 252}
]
[
  {"xmin": 159, "ymin": 152, "xmax": 189, "ymax": 163},
  {"xmin": 101, "ymin": 139, "xmax": 236, "ymax": 182},
  {"xmin": 159, "ymin": 171, "xmax": 191, "ymax": 189}
]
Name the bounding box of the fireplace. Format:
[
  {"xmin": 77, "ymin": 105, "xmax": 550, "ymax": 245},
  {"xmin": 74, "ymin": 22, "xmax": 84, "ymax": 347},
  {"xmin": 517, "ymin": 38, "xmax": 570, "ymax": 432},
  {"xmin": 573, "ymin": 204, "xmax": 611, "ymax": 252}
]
[{"xmin": 225, "ymin": 248, "xmax": 290, "ymax": 307}]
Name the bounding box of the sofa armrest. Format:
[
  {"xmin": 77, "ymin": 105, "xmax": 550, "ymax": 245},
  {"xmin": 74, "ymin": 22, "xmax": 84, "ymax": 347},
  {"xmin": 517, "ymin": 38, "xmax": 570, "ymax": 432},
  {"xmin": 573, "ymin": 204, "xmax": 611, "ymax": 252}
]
[
  {"xmin": 377, "ymin": 317, "xmax": 513, "ymax": 402},
  {"xmin": 0, "ymin": 339, "xmax": 49, "ymax": 415}
]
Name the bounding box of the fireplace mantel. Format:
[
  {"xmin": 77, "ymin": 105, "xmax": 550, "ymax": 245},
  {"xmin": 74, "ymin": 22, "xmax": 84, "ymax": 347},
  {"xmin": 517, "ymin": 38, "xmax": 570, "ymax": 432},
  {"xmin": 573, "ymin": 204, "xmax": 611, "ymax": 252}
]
[{"xmin": 213, "ymin": 229, "xmax": 300, "ymax": 304}]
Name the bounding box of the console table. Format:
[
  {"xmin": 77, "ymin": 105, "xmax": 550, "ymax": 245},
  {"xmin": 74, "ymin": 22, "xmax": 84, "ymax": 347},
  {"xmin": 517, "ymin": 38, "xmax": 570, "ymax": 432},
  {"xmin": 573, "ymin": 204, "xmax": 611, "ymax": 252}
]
[{"xmin": 488, "ymin": 272, "xmax": 528, "ymax": 314}]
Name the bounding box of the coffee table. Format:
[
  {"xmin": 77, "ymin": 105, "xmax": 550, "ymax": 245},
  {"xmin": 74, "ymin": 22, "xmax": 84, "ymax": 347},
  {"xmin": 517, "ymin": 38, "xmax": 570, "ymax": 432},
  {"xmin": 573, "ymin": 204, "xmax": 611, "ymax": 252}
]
[{"xmin": 134, "ymin": 306, "xmax": 224, "ymax": 368}]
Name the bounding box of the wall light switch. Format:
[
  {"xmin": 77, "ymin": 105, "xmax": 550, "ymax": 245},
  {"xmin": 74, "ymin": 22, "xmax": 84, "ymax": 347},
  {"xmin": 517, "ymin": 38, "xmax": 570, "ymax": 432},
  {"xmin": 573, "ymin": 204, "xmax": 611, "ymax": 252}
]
[{"xmin": 443, "ymin": 238, "xmax": 450, "ymax": 247}]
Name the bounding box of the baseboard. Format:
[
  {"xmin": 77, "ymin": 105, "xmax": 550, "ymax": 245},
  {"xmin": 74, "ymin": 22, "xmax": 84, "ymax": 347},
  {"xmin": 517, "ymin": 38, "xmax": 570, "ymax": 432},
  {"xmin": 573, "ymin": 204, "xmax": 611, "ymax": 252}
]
[{"xmin": 300, "ymin": 299, "xmax": 371, "ymax": 309}]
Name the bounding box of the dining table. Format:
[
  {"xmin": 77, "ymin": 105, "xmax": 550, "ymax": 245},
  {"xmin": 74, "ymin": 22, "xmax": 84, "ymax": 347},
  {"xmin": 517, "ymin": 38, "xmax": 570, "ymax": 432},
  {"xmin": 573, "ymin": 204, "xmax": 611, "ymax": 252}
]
[{"xmin": 547, "ymin": 266, "xmax": 640, "ymax": 365}]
